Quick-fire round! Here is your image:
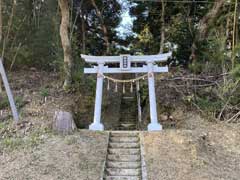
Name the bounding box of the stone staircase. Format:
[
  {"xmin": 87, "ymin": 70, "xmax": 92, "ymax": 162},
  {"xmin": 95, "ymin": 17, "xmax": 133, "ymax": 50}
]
[
  {"xmin": 118, "ymin": 92, "xmax": 138, "ymax": 131},
  {"xmin": 103, "ymin": 132, "xmax": 142, "ymax": 180}
]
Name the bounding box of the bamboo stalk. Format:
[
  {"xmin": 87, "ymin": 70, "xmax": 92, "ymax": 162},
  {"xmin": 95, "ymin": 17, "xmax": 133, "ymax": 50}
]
[{"xmin": 232, "ymin": 0, "xmax": 238, "ymax": 68}]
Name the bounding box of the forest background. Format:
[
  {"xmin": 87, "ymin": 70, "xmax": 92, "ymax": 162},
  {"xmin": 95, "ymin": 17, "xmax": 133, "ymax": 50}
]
[{"xmin": 0, "ymin": 0, "xmax": 240, "ymax": 122}]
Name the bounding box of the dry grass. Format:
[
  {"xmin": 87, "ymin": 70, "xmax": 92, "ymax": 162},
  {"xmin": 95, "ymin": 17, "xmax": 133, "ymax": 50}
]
[
  {"xmin": 142, "ymin": 114, "xmax": 240, "ymax": 180},
  {"xmin": 0, "ymin": 130, "xmax": 108, "ymax": 180}
]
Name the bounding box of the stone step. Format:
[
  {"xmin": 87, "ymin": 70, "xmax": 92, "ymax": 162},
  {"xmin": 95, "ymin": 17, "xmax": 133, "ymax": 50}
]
[
  {"xmin": 106, "ymin": 168, "xmax": 141, "ymax": 176},
  {"xmin": 109, "ymin": 148, "xmax": 140, "ymax": 155},
  {"xmin": 105, "ymin": 176, "xmax": 141, "ymax": 180},
  {"xmin": 119, "ymin": 111, "xmax": 136, "ymax": 113},
  {"xmin": 121, "ymin": 99, "xmax": 135, "ymax": 101},
  {"xmin": 107, "ymin": 161, "xmax": 141, "ymax": 169},
  {"xmin": 122, "ymin": 97, "xmax": 135, "ymax": 99},
  {"xmin": 119, "ymin": 120, "xmax": 136, "ymax": 123},
  {"xmin": 118, "ymin": 126, "xmax": 137, "ymax": 130},
  {"xmin": 120, "ymin": 101, "xmax": 136, "ymax": 104},
  {"xmin": 119, "ymin": 115, "xmax": 136, "ymax": 117},
  {"xmin": 110, "ymin": 137, "xmax": 139, "ymax": 143},
  {"xmin": 118, "ymin": 128, "xmax": 137, "ymax": 131},
  {"xmin": 119, "ymin": 116, "xmax": 136, "ymax": 118},
  {"xmin": 119, "ymin": 112, "xmax": 136, "ymax": 115},
  {"xmin": 122, "ymin": 96, "xmax": 135, "ymax": 99},
  {"xmin": 110, "ymin": 133, "xmax": 139, "ymax": 138},
  {"xmin": 119, "ymin": 108, "xmax": 136, "ymax": 111},
  {"xmin": 120, "ymin": 113, "xmax": 136, "ymax": 114},
  {"xmin": 120, "ymin": 105, "xmax": 136, "ymax": 108},
  {"xmin": 120, "ymin": 106, "xmax": 135, "ymax": 108},
  {"xmin": 107, "ymin": 154, "xmax": 141, "ymax": 162},
  {"xmin": 120, "ymin": 112, "xmax": 136, "ymax": 114},
  {"xmin": 119, "ymin": 120, "xmax": 136, "ymax": 122},
  {"xmin": 119, "ymin": 123, "xmax": 136, "ymax": 128},
  {"xmin": 121, "ymin": 105, "xmax": 136, "ymax": 107},
  {"xmin": 109, "ymin": 142, "xmax": 140, "ymax": 149}
]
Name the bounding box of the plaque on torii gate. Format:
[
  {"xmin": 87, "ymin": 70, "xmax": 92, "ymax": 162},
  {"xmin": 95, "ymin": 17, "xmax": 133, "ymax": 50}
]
[{"xmin": 81, "ymin": 52, "xmax": 172, "ymax": 131}]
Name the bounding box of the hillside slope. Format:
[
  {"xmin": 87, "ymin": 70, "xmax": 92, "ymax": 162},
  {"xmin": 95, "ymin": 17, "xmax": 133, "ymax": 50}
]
[
  {"xmin": 0, "ymin": 130, "xmax": 108, "ymax": 180},
  {"xmin": 1, "ymin": 71, "xmax": 240, "ymax": 180},
  {"xmin": 142, "ymin": 119, "xmax": 240, "ymax": 180}
]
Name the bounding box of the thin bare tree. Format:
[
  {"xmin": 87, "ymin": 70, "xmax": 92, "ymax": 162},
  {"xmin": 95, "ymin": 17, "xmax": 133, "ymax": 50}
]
[
  {"xmin": 190, "ymin": 0, "xmax": 225, "ymax": 62},
  {"xmin": 232, "ymin": 0, "xmax": 238, "ymax": 68},
  {"xmin": 58, "ymin": 0, "xmax": 73, "ymax": 90},
  {"xmin": 90, "ymin": 0, "xmax": 110, "ymax": 55},
  {"xmin": 0, "ymin": 0, "xmax": 16, "ymax": 93},
  {"xmin": 0, "ymin": 0, "xmax": 2, "ymax": 44},
  {"xmin": 0, "ymin": 0, "xmax": 3, "ymax": 93},
  {"xmin": 159, "ymin": 0, "xmax": 165, "ymax": 54}
]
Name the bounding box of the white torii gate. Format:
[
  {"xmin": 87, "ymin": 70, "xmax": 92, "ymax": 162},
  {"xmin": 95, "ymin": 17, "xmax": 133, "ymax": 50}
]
[{"xmin": 81, "ymin": 52, "xmax": 172, "ymax": 131}]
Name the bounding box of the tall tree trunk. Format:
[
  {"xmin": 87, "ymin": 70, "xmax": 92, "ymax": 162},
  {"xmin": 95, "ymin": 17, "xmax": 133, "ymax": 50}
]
[
  {"xmin": 236, "ymin": 4, "xmax": 239, "ymax": 46},
  {"xmin": 226, "ymin": 8, "xmax": 231, "ymax": 39},
  {"xmin": 2, "ymin": 0, "xmax": 16, "ymax": 59},
  {"xmin": 190, "ymin": 0, "xmax": 225, "ymax": 62},
  {"xmin": 58, "ymin": 0, "xmax": 73, "ymax": 90},
  {"xmin": 0, "ymin": 0, "xmax": 2, "ymax": 93},
  {"xmin": 0, "ymin": 0, "xmax": 16, "ymax": 93},
  {"xmin": 232, "ymin": 0, "xmax": 238, "ymax": 68},
  {"xmin": 0, "ymin": 0, "xmax": 2, "ymax": 44},
  {"xmin": 159, "ymin": 0, "xmax": 165, "ymax": 54},
  {"xmin": 233, "ymin": 0, "xmax": 238, "ymax": 50},
  {"xmin": 80, "ymin": 11, "xmax": 86, "ymax": 54},
  {"xmin": 90, "ymin": 0, "xmax": 110, "ymax": 55}
]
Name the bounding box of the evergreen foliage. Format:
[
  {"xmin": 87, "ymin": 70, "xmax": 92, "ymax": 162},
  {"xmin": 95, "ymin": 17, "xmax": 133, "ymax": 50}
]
[{"xmin": 0, "ymin": 0, "xmax": 239, "ymax": 120}]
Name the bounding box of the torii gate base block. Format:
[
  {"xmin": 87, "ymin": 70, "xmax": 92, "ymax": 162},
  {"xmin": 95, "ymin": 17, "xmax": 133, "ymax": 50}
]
[
  {"xmin": 89, "ymin": 123, "xmax": 104, "ymax": 131},
  {"xmin": 148, "ymin": 123, "xmax": 162, "ymax": 131}
]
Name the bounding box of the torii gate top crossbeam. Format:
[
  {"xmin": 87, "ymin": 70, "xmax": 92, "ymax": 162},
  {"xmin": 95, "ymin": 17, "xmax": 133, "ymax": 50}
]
[
  {"xmin": 82, "ymin": 53, "xmax": 172, "ymax": 74},
  {"xmin": 81, "ymin": 52, "xmax": 172, "ymax": 64}
]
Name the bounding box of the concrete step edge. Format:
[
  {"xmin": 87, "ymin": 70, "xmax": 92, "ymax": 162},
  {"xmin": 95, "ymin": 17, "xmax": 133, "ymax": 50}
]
[
  {"xmin": 106, "ymin": 161, "xmax": 141, "ymax": 168},
  {"xmin": 109, "ymin": 143, "xmax": 140, "ymax": 148},
  {"xmin": 106, "ymin": 168, "xmax": 141, "ymax": 176},
  {"xmin": 104, "ymin": 176, "xmax": 141, "ymax": 180},
  {"xmin": 107, "ymin": 154, "xmax": 141, "ymax": 162},
  {"xmin": 110, "ymin": 137, "xmax": 139, "ymax": 142},
  {"xmin": 110, "ymin": 132, "xmax": 139, "ymax": 137},
  {"xmin": 108, "ymin": 148, "xmax": 140, "ymax": 155}
]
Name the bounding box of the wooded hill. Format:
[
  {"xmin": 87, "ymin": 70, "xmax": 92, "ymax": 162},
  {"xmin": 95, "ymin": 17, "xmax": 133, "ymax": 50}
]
[
  {"xmin": 0, "ymin": 1, "xmax": 240, "ymax": 179},
  {"xmin": 0, "ymin": 0, "xmax": 240, "ymax": 122}
]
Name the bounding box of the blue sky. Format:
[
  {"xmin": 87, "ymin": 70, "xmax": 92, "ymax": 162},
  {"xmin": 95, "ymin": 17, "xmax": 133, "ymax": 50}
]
[{"xmin": 116, "ymin": 0, "xmax": 136, "ymax": 38}]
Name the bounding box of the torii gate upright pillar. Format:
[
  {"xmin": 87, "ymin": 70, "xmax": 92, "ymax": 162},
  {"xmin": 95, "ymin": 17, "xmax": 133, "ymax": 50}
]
[
  {"xmin": 89, "ymin": 63, "xmax": 104, "ymax": 131},
  {"xmin": 147, "ymin": 62, "xmax": 162, "ymax": 131}
]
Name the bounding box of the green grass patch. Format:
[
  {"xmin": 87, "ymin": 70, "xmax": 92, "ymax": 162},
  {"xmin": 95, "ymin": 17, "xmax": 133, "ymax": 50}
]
[
  {"xmin": 0, "ymin": 94, "xmax": 26, "ymax": 109},
  {"xmin": 0, "ymin": 127, "xmax": 52, "ymax": 152},
  {"xmin": 0, "ymin": 94, "xmax": 9, "ymax": 109},
  {"xmin": 196, "ymin": 96, "xmax": 222, "ymax": 114},
  {"xmin": 40, "ymin": 88, "xmax": 50, "ymax": 97},
  {"xmin": 64, "ymin": 135, "xmax": 78, "ymax": 145},
  {"xmin": 1, "ymin": 137, "xmax": 24, "ymax": 150}
]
